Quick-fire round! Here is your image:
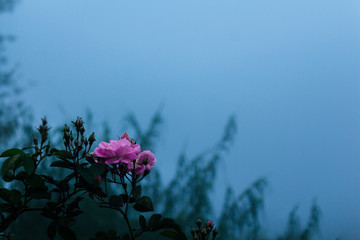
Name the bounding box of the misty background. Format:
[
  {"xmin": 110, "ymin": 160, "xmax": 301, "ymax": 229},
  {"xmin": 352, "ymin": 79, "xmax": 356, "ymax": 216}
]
[{"xmin": 0, "ymin": 0, "xmax": 359, "ymax": 239}]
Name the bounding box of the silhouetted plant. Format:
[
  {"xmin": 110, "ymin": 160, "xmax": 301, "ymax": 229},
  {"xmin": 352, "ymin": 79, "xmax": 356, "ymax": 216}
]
[
  {"xmin": 0, "ymin": 118, "xmax": 187, "ymax": 240},
  {"xmin": 277, "ymin": 201, "xmax": 321, "ymax": 240}
]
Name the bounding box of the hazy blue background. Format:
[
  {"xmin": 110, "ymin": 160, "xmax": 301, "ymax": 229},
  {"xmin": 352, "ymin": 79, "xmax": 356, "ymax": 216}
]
[{"xmin": 1, "ymin": 0, "xmax": 359, "ymax": 239}]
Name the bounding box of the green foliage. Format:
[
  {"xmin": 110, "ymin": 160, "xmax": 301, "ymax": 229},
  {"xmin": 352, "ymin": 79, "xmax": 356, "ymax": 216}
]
[
  {"xmin": 0, "ymin": 118, "xmax": 185, "ymax": 240},
  {"xmin": 277, "ymin": 201, "xmax": 321, "ymax": 240},
  {"xmin": 0, "ymin": 0, "xmax": 17, "ymax": 13},
  {"xmin": 217, "ymin": 178, "xmax": 268, "ymax": 240}
]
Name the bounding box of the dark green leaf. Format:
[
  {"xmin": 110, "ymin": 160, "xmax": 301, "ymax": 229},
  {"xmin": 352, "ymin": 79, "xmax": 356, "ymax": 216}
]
[
  {"xmin": 50, "ymin": 148, "xmax": 59, "ymax": 155},
  {"xmin": 3, "ymin": 172, "xmax": 15, "ymax": 182},
  {"xmin": 121, "ymin": 233, "xmax": 130, "ymax": 240},
  {"xmin": 1, "ymin": 154, "xmax": 24, "ymax": 177},
  {"xmin": 42, "ymin": 209, "xmax": 58, "ymax": 219},
  {"xmin": 109, "ymin": 195, "xmax": 123, "ymax": 208},
  {"xmin": 156, "ymin": 218, "xmax": 176, "ymax": 230},
  {"xmin": 0, "ymin": 203, "xmax": 11, "ymax": 211},
  {"xmin": 50, "ymin": 160, "xmax": 75, "ymax": 169},
  {"xmin": 15, "ymin": 171, "xmax": 30, "ymax": 182},
  {"xmin": 139, "ymin": 215, "xmax": 146, "ymax": 230},
  {"xmin": 47, "ymin": 221, "xmax": 58, "ymax": 240},
  {"xmin": 148, "ymin": 214, "xmax": 162, "ymax": 229},
  {"xmin": 0, "ymin": 148, "xmax": 25, "ymax": 158},
  {"xmin": 133, "ymin": 196, "xmax": 154, "ymax": 212},
  {"xmin": 58, "ymin": 225, "xmax": 77, "ymax": 240},
  {"xmin": 24, "ymin": 156, "xmax": 35, "ymax": 175},
  {"xmin": 106, "ymin": 230, "xmax": 117, "ymax": 240},
  {"xmin": 95, "ymin": 232, "xmax": 107, "ymax": 240},
  {"xmin": 79, "ymin": 164, "xmax": 104, "ymax": 183},
  {"xmin": 0, "ymin": 188, "xmax": 21, "ymax": 204},
  {"xmin": 30, "ymin": 174, "xmax": 45, "ymax": 189},
  {"xmin": 13, "ymin": 155, "xmax": 25, "ymax": 170},
  {"xmin": 160, "ymin": 230, "xmax": 182, "ymax": 240},
  {"xmin": 54, "ymin": 150, "xmax": 73, "ymax": 159},
  {"xmin": 31, "ymin": 192, "xmax": 51, "ymax": 200},
  {"xmin": 42, "ymin": 175, "xmax": 56, "ymax": 184},
  {"xmin": 68, "ymin": 210, "xmax": 83, "ymax": 217}
]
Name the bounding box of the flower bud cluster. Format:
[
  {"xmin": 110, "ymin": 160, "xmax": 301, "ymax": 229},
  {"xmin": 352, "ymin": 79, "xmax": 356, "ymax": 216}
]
[
  {"xmin": 191, "ymin": 219, "xmax": 218, "ymax": 240},
  {"xmin": 62, "ymin": 117, "xmax": 95, "ymax": 158},
  {"xmin": 37, "ymin": 118, "xmax": 50, "ymax": 145}
]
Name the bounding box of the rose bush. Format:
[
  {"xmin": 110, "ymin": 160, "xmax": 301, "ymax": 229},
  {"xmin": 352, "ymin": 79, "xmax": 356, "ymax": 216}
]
[{"xmin": 0, "ymin": 118, "xmax": 217, "ymax": 240}]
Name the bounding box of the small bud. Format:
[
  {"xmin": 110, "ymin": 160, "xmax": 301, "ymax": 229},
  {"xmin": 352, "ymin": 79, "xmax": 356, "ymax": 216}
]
[
  {"xmin": 64, "ymin": 124, "xmax": 70, "ymax": 132},
  {"xmin": 194, "ymin": 236, "xmax": 199, "ymax": 240},
  {"xmin": 121, "ymin": 132, "xmax": 130, "ymax": 140},
  {"xmin": 143, "ymin": 169, "xmax": 150, "ymax": 176},
  {"xmin": 74, "ymin": 139, "xmax": 79, "ymax": 146},
  {"xmin": 196, "ymin": 219, "xmax": 202, "ymax": 228},
  {"xmin": 73, "ymin": 117, "xmax": 84, "ymax": 129},
  {"xmin": 45, "ymin": 142, "xmax": 51, "ymax": 154},
  {"xmin": 212, "ymin": 228, "xmax": 218, "ymax": 238},
  {"xmin": 38, "ymin": 118, "xmax": 50, "ymax": 144},
  {"xmin": 190, "ymin": 228, "xmax": 196, "ymax": 236},
  {"xmin": 33, "ymin": 136, "xmax": 38, "ymax": 146},
  {"xmin": 89, "ymin": 132, "xmax": 96, "ymax": 143},
  {"xmin": 41, "ymin": 118, "xmax": 47, "ymax": 126},
  {"xmin": 79, "ymin": 126, "xmax": 85, "ymax": 135},
  {"xmin": 206, "ymin": 221, "xmax": 214, "ymax": 229},
  {"xmin": 84, "ymin": 137, "xmax": 88, "ymax": 146}
]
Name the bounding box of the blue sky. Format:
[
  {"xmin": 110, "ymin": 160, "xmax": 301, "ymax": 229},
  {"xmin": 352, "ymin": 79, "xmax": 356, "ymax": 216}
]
[{"xmin": 1, "ymin": 0, "xmax": 360, "ymax": 239}]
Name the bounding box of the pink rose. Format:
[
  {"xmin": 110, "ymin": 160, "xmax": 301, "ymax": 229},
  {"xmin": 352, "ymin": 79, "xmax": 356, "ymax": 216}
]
[
  {"xmin": 131, "ymin": 150, "xmax": 156, "ymax": 175},
  {"xmin": 93, "ymin": 138, "xmax": 141, "ymax": 165}
]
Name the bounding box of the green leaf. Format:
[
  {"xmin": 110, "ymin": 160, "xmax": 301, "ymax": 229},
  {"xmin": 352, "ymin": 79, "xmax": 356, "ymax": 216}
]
[
  {"xmin": 15, "ymin": 171, "xmax": 30, "ymax": 182},
  {"xmin": 148, "ymin": 214, "xmax": 162, "ymax": 229},
  {"xmin": 50, "ymin": 148, "xmax": 59, "ymax": 155},
  {"xmin": 160, "ymin": 230, "xmax": 182, "ymax": 240},
  {"xmin": 1, "ymin": 154, "xmax": 25, "ymax": 178},
  {"xmin": 156, "ymin": 218, "xmax": 177, "ymax": 230},
  {"xmin": 28, "ymin": 174, "xmax": 50, "ymax": 199},
  {"xmin": 3, "ymin": 172, "xmax": 15, "ymax": 182},
  {"xmin": 0, "ymin": 148, "xmax": 25, "ymax": 158},
  {"xmin": 121, "ymin": 233, "xmax": 130, "ymax": 240},
  {"xmin": 47, "ymin": 221, "xmax": 58, "ymax": 240},
  {"xmin": 31, "ymin": 192, "xmax": 51, "ymax": 200},
  {"xmin": 133, "ymin": 196, "xmax": 154, "ymax": 212},
  {"xmin": 24, "ymin": 156, "xmax": 35, "ymax": 175},
  {"xmin": 109, "ymin": 195, "xmax": 123, "ymax": 208},
  {"xmin": 54, "ymin": 150, "xmax": 73, "ymax": 160},
  {"xmin": 42, "ymin": 209, "xmax": 58, "ymax": 219},
  {"xmin": 133, "ymin": 185, "xmax": 142, "ymax": 200},
  {"xmin": 79, "ymin": 164, "xmax": 105, "ymax": 183},
  {"xmin": 139, "ymin": 215, "xmax": 146, "ymax": 230},
  {"xmin": 13, "ymin": 155, "xmax": 25, "ymax": 170},
  {"xmin": 68, "ymin": 210, "xmax": 83, "ymax": 218},
  {"xmin": 58, "ymin": 225, "xmax": 77, "ymax": 240},
  {"xmin": 50, "ymin": 160, "xmax": 75, "ymax": 169},
  {"xmin": 30, "ymin": 174, "xmax": 45, "ymax": 189},
  {"xmin": 0, "ymin": 203, "xmax": 12, "ymax": 212},
  {"xmin": 0, "ymin": 188, "xmax": 21, "ymax": 204},
  {"xmin": 106, "ymin": 230, "xmax": 117, "ymax": 240}
]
